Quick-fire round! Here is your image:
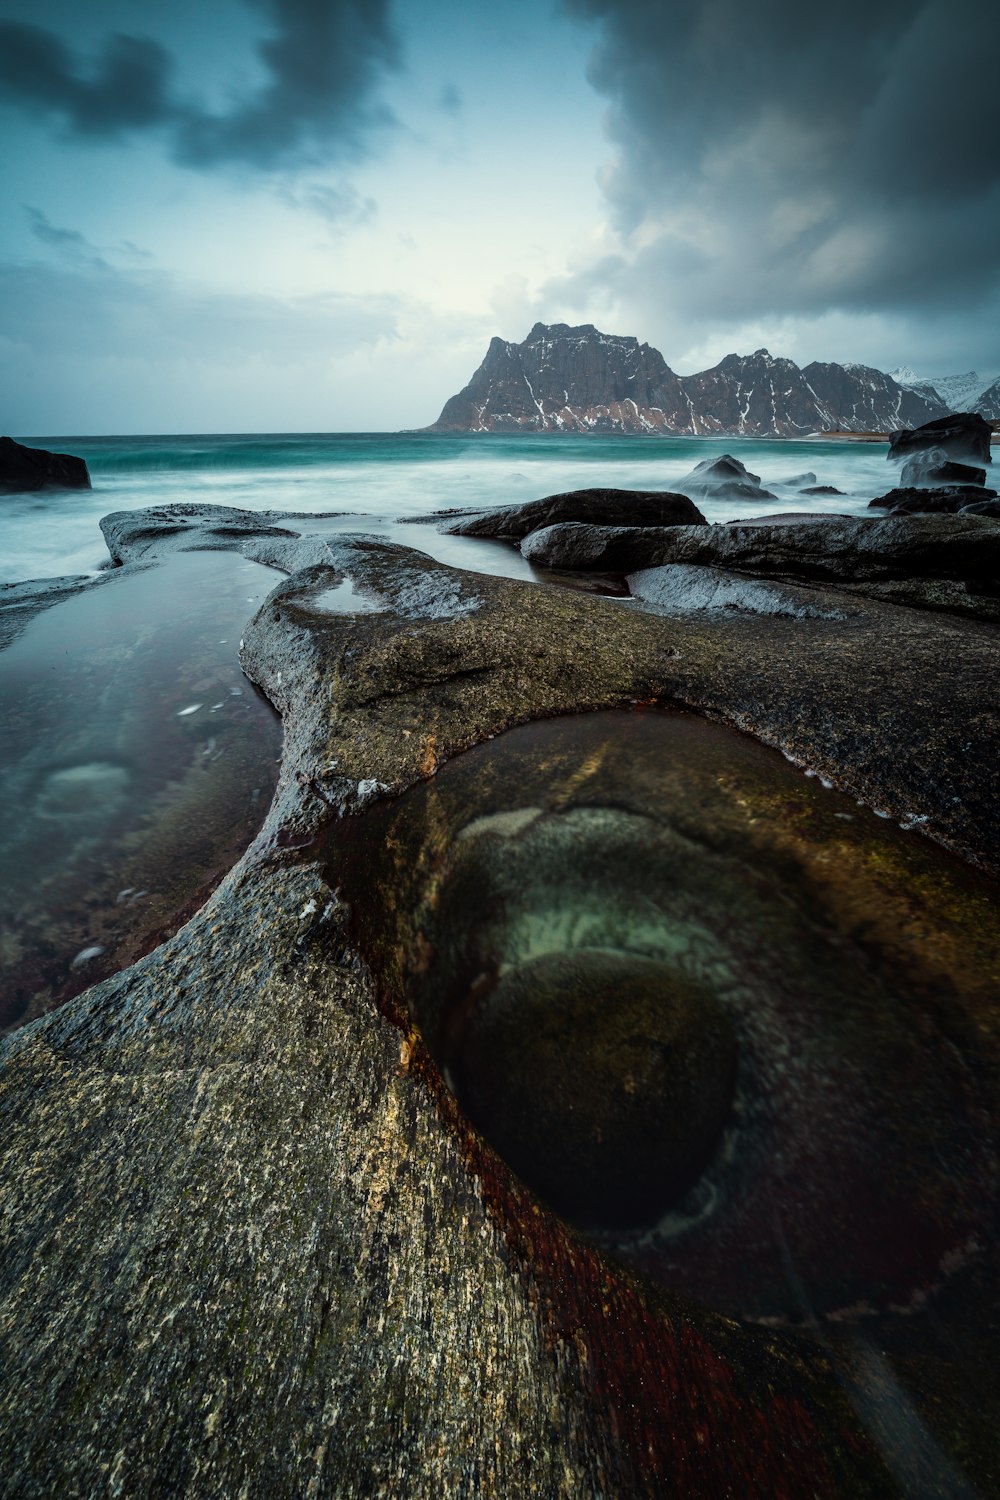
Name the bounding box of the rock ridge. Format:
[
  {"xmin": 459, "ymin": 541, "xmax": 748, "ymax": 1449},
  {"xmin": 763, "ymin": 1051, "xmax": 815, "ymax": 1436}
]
[{"xmin": 429, "ymin": 324, "xmax": 953, "ymax": 437}]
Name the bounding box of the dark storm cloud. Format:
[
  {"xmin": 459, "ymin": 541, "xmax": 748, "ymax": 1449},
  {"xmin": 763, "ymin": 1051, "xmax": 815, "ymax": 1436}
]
[
  {"xmin": 560, "ymin": 0, "xmax": 1000, "ymax": 325},
  {"xmin": 0, "ymin": 0, "xmax": 399, "ymax": 169}
]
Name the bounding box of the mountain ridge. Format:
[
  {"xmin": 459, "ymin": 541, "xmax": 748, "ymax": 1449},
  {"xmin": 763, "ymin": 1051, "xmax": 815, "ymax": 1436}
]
[{"xmin": 429, "ymin": 324, "xmax": 991, "ymax": 437}]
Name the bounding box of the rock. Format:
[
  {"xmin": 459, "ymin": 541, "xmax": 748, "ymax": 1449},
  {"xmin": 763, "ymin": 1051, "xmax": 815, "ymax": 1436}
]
[
  {"xmin": 972, "ymin": 377, "xmax": 1000, "ymax": 421},
  {"xmin": 444, "ymin": 951, "xmax": 737, "ymax": 1229},
  {"xmin": 869, "ymin": 486, "xmax": 997, "ymax": 514},
  {"xmin": 888, "ymin": 412, "xmax": 992, "ymax": 467},
  {"xmin": 899, "ymin": 448, "xmax": 987, "ymax": 488},
  {"xmin": 799, "ymin": 485, "xmax": 844, "ymax": 495},
  {"xmin": 521, "ymin": 523, "xmax": 698, "ymax": 572},
  {"xmin": 609, "ymin": 513, "xmax": 1000, "ymax": 586},
  {"xmin": 445, "ymin": 487, "xmax": 705, "ymax": 541},
  {"xmin": 724, "ymin": 511, "xmax": 851, "ymax": 526},
  {"xmin": 960, "ymin": 499, "xmax": 1000, "ymax": 517},
  {"xmin": 0, "ymin": 435, "xmax": 91, "ymax": 493},
  {"xmin": 3, "ymin": 505, "xmax": 1000, "ymax": 1494},
  {"xmin": 627, "ymin": 563, "xmax": 849, "ymax": 619},
  {"xmin": 784, "ymin": 471, "xmax": 817, "ymax": 488},
  {"xmin": 674, "ymin": 453, "xmax": 776, "ymax": 503}
]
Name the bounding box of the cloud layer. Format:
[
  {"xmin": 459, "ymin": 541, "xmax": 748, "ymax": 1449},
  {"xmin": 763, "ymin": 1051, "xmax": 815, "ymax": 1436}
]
[
  {"xmin": 0, "ymin": 0, "xmax": 399, "ymax": 169},
  {"xmin": 559, "ymin": 0, "xmax": 1000, "ymax": 338}
]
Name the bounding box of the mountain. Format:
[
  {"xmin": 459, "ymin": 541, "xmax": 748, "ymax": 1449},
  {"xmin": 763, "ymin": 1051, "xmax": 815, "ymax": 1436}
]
[
  {"xmin": 973, "ymin": 379, "xmax": 1000, "ymax": 421},
  {"xmin": 430, "ymin": 325, "xmax": 949, "ymax": 436},
  {"xmin": 431, "ymin": 323, "xmax": 691, "ymax": 434},
  {"xmin": 890, "ymin": 368, "xmax": 991, "ymax": 413}
]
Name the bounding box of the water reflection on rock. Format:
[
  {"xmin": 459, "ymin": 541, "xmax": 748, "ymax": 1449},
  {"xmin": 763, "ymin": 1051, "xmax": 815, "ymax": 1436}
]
[{"xmin": 332, "ymin": 708, "xmax": 1000, "ymax": 1345}]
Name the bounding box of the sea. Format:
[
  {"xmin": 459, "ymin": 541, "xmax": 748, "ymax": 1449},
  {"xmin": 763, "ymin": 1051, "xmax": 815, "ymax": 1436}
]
[{"xmin": 0, "ymin": 430, "xmax": 896, "ymax": 587}]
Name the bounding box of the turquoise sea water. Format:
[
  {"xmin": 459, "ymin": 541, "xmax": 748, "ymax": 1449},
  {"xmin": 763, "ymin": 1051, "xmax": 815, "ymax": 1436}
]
[{"xmin": 2, "ymin": 430, "xmax": 894, "ymax": 585}]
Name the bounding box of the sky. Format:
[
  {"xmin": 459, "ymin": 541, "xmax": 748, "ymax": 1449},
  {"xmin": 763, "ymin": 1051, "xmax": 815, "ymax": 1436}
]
[{"xmin": 0, "ymin": 0, "xmax": 997, "ymax": 433}]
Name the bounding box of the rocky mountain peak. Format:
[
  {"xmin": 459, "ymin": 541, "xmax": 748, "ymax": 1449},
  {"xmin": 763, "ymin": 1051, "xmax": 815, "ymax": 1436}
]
[{"xmin": 429, "ymin": 324, "xmax": 953, "ymax": 436}]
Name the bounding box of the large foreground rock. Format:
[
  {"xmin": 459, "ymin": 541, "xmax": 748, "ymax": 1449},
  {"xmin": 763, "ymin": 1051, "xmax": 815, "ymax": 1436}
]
[
  {"xmin": 0, "ymin": 435, "xmax": 91, "ymax": 493},
  {"xmin": 2, "ymin": 506, "xmax": 1000, "ymax": 1496},
  {"xmin": 444, "ymin": 487, "xmax": 705, "ymax": 540},
  {"xmin": 888, "ymin": 411, "xmax": 992, "ymax": 466},
  {"xmin": 594, "ymin": 512, "xmax": 1000, "ymax": 585},
  {"xmin": 521, "ymin": 522, "xmax": 704, "ymax": 572}
]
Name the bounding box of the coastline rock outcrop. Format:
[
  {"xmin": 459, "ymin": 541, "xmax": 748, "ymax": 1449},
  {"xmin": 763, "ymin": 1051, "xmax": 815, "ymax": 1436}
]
[
  {"xmin": 888, "ymin": 412, "xmax": 993, "ymax": 467},
  {"xmin": 2, "ymin": 504, "xmax": 1000, "ymax": 1495},
  {"xmin": 444, "ymin": 487, "xmax": 705, "ymax": 540},
  {"xmin": 520, "ymin": 522, "xmax": 701, "ymax": 572},
  {"xmin": 0, "ymin": 435, "xmax": 91, "ymax": 493},
  {"xmin": 594, "ymin": 513, "xmax": 1000, "ymax": 586}
]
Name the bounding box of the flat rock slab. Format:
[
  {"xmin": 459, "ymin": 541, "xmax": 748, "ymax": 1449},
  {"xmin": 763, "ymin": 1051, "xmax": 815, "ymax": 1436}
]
[{"xmin": 2, "ymin": 506, "xmax": 1000, "ymax": 1496}]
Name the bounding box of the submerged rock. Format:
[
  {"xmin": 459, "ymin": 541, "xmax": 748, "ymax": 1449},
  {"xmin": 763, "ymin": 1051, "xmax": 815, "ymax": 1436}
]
[
  {"xmin": 445, "ymin": 487, "xmax": 705, "ymax": 540},
  {"xmin": 0, "ymin": 435, "xmax": 90, "ymax": 493},
  {"xmin": 444, "ymin": 950, "xmax": 737, "ymax": 1229}
]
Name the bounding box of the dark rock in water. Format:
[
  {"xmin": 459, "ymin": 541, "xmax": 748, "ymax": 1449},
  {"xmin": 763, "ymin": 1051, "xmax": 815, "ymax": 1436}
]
[
  {"xmin": 900, "ymin": 448, "xmax": 986, "ymax": 488},
  {"xmin": 799, "ymin": 485, "xmax": 843, "ymax": 495},
  {"xmin": 445, "ymin": 487, "xmax": 705, "ymax": 541},
  {"xmin": 0, "ymin": 435, "xmax": 90, "ymax": 493},
  {"xmin": 888, "ymin": 412, "xmax": 992, "ymax": 466},
  {"xmin": 784, "ymin": 472, "xmax": 817, "ymax": 488},
  {"xmin": 960, "ymin": 499, "xmax": 1000, "ymax": 517},
  {"xmin": 445, "ymin": 951, "xmax": 737, "ymax": 1230},
  {"xmin": 869, "ymin": 486, "xmax": 997, "ymax": 514},
  {"xmin": 674, "ymin": 453, "xmax": 776, "ymax": 503}
]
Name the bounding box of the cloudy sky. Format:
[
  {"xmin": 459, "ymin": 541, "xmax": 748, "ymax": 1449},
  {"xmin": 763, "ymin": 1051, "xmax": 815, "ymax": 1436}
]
[{"xmin": 1, "ymin": 0, "xmax": 997, "ymax": 433}]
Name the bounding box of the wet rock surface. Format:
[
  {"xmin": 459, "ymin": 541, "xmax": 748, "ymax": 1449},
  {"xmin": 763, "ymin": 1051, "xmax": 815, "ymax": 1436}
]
[
  {"xmin": 0, "ymin": 435, "xmax": 91, "ymax": 493},
  {"xmin": 607, "ymin": 512, "xmax": 1000, "ymax": 593},
  {"xmin": 674, "ymin": 452, "xmax": 776, "ymax": 503},
  {"xmin": 520, "ymin": 521, "xmax": 698, "ymax": 572},
  {"xmin": 869, "ymin": 484, "xmax": 998, "ymax": 514},
  {"xmin": 442, "ymin": 486, "xmax": 706, "ymax": 541},
  {"xmin": 2, "ymin": 502, "xmax": 1000, "ymax": 1496},
  {"xmin": 888, "ymin": 411, "xmax": 993, "ymax": 466},
  {"xmin": 899, "ymin": 449, "xmax": 987, "ymax": 488}
]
